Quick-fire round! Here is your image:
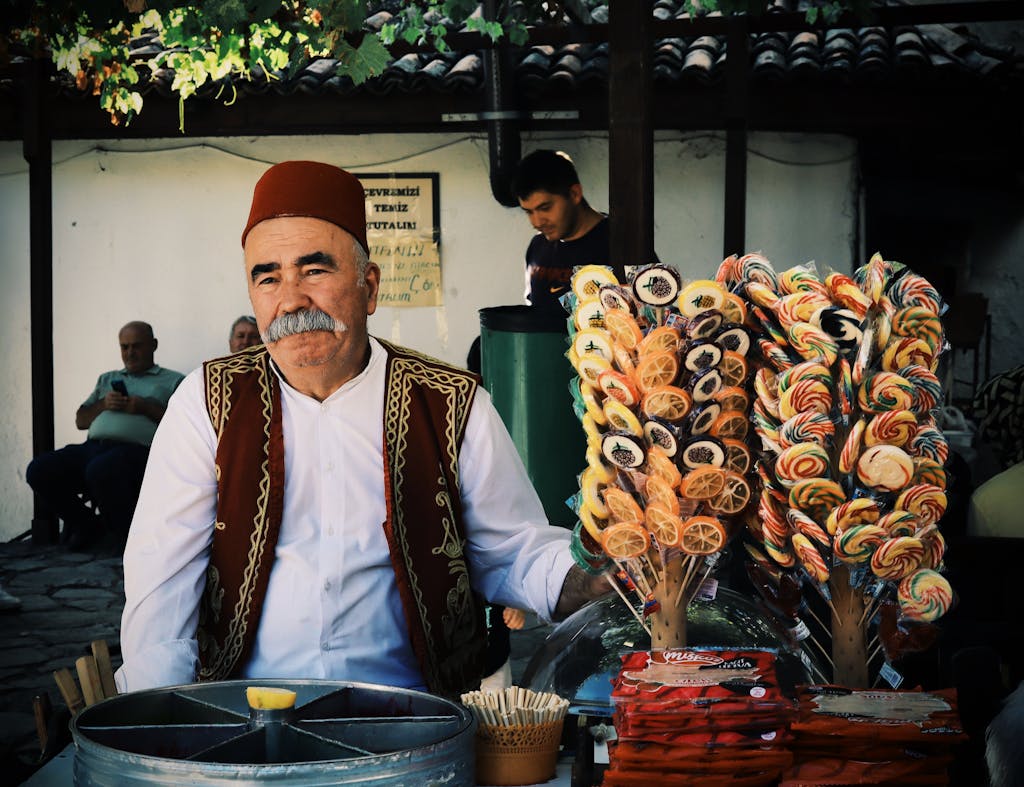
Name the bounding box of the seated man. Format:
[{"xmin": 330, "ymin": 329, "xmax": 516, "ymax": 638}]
[
  {"xmin": 117, "ymin": 161, "xmax": 607, "ymax": 696},
  {"xmin": 228, "ymin": 314, "xmax": 261, "ymax": 352},
  {"xmin": 26, "ymin": 321, "xmax": 184, "ymax": 550}
]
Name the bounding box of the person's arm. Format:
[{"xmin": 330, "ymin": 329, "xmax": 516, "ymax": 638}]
[
  {"xmin": 115, "ymin": 371, "xmax": 218, "ymax": 693},
  {"xmin": 125, "ymin": 395, "xmax": 168, "ymax": 424},
  {"xmin": 458, "ymin": 388, "xmax": 611, "ymax": 621}
]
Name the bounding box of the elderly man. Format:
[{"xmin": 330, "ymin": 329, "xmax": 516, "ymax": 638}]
[
  {"xmin": 117, "ymin": 161, "xmax": 606, "ymax": 697},
  {"xmin": 228, "ymin": 314, "xmax": 261, "ymax": 352},
  {"xmin": 26, "ymin": 321, "xmax": 183, "ymax": 550}
]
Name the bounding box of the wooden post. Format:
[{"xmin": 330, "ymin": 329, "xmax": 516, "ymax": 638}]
[
  {"xmin": 829, "ymin": 564, "xmax": 869, "ymax": 687},
  {"xmin": 650, "ymin": 555, "xmax": 687, "ymax": 648}
]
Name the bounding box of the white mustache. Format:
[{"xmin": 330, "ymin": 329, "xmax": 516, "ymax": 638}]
[{"xmin": 262, "ymin": 309, "xmax": 348, "ymax": 343}]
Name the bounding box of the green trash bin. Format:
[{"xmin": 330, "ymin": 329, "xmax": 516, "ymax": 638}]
[{"xmin": 479, "ymin": 305, "xmax": 585, "ymax": 529}]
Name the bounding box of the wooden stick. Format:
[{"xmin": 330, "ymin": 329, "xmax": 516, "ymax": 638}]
[
  {"xmin": 91, "ymin": 640, "xmax": 117, "ymax": 699},
  {"xmin": 672, "ymin": 555, "xmax": 693, "ymax": 608},
  {"xmin": 805, "ymin": 632, "xmax": 836, "ymax": 671},
  {"xmin": 604, "ymin": 572, "xmax": 652, "ymax": 636},
  {"xmin": 685, "ymin": 562, "xmax": 716, "ymax": 609},
  {"xmin": 33, "ymin": 693, "xmax": 51, "ymax": 753},
  {"xmin": 76, "ymin": 656, "xmax": 102, "ymax": 707},
  {"xmin": 857, "ymin": 595, "xmax": 882, "ymax": 628},
  {"xmin": 867, "ymin": 641, "xmax": 884, "ymax": 665},
  {"xmin": 53, "ymin": 668, "xmax": 84, "ymax": 715}
]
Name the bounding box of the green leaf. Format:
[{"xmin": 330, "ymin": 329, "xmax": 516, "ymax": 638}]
[
  {"xmin": 335, "ymin": 34, "xmax": 390, "ymax": 85},
  {"xmin": 805, "ymin": 6, "xmax": 819, "ymax": 23}
]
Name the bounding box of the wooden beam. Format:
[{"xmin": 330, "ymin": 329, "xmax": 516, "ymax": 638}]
[
  {"xmin": 723, "ymin": 16, "xmax": 749, "ymax": 259},
  {"xmin": 608, "ymin": 1, "xmax": 654, "ymax": 278}
]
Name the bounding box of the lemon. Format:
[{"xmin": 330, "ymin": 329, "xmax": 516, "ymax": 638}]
[{"xmin": 246, "ymin": 686, "xmax": 297, "ymax": 710}]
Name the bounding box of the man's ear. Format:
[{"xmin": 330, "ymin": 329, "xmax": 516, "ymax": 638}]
[
  {"xmin": 569, "ymin": 183, "xmax": 584, "ymax": 206},
  {"xmin": 364, "ymin": 262, "xmax": 381, "ymax": 316},
  {"xmin": 152, "ymin": 338, "xmax": 159, "ymax": 352}
]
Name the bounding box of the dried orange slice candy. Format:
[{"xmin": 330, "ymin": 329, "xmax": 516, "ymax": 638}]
[
  {"xmin": 680, "ymin": 466, "xmax": 727, "ymax": 500},
  {"xmin": 680, "ymin": 516, "xmax": 727, "ymax": 555},
  {"xmin": 638, "ymin": 325, "xmax": 682, "ymax": 356},
  {"xmin": 714, "ymin": 386, "xmax": 750, "ymax": 413},
  {"xmin": 602, "ymin": 398, "xmax": 643, "ymax": 436},
  {"xmin": 601, "ymin": 521, "xmax": 650, "ymax": 559},
  {"xmin": 603, "ymin": 486, "xmax": 644, "ymax": 524},
  {"xmin": 598, "ymin": 369, "xmax": 641, "ymax": 407},
  {"xmin": 636, "ymin": 350, "xmax": 679, "ymax": 392},
  {"xmin": 709, "ymin": 471, "xmax": 752, "ymax": 514},
  {"xmin": 603, "ymin": 308, "xmax": 644, "ymax": 351},
  {"xmin": 720, "ymin": 292, "xmax": 748, "ymax": 325},
  {"xmin": 645, "ymin": 444, "xmax": 682, "ymax": 488},
  {"xmin": 640, "ymin": 385, "xmax": 692, "ymax": 422},
  {"xmin": 644, "ymin": 504, "xmax": 683, "ymax": 548},
  {"xmin": 612, "ymin": 342, "xmax": 636, "ymax": 378},
  {"xmin": 710, "ymin": 409, "xmax": 749, "ymax": 440},
  {"xmin": 722, "ymin": 438, "xmax": 752, "ymax": 474},
  {"xmin": 645, "ymin": 474, "xmax": 680, "ymax": 515},
  {"xmin": 718, "ymin": 351, "xmax": 749, "ymax": 387}
]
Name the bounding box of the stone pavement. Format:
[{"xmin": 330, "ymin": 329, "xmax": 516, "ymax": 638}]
[{"xmin": 0, "ymin": 536, "xmax": 554, "ymax": 785}]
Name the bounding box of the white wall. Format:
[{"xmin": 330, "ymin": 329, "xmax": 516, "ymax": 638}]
[{"xmin": 0, "ymin": 130, "xmax": 858, "ymax": 541}]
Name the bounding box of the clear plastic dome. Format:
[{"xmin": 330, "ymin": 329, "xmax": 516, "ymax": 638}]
[{"xmin": 521, "ymin": 587, "xmax": 823, "ymax": 714}]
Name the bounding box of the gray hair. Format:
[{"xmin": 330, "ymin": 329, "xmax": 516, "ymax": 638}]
[
  {"xmin": 261, "ymin": 309, "xmax": 348, "ymax": 344},
  {"xmin": 352, "ymin": 238, "xmax": 370, "ymax": 285},
  {"xmin": 230, "ymin": 315, "xmax": 257, "ymax": 335}
]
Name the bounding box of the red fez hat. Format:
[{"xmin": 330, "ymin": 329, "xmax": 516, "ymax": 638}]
[{"xmin": 241, "ymin": 160, "xmax": 368, "ymax": 255}]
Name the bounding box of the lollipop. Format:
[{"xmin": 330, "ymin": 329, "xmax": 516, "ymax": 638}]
[
  {"xmin": 688, "ymin": 402, "xmax": 722, "ymax": 435},
  {"xmin": 826, "ymin": 498, "xmax": 881, "ymax": 535},
  {"xmin": 679, "ymin": 516, "xmax": 727, "ymax": 555},
  {"xmin": 635, "ymin": 351, "xmax": 679, "ymax": 392},
  {"xmin": 601, "ymin": 521, "xmax": 651, "ymax": 559},
  {"xmin": 575, "ymin": 297, "xmax": 607, "ymax": 331},
  {"xmin": 779, "ymin": 265, "xmax": 828, "ymax": 297},
  {"xmin": 787, "ymin": 509, "xmax": 831, "ymax": 548},
  {"xmin": 736, "ymin": 252, "xmax": 779, "ymax": 290},
  {"xmin": 714, "ymin": 385, "xmax": 750, "ymax": 413},
  {"xmin": 603, "ymin": 308, "xmax": 644, "ymax": 351},
  {"xmin": 777, "ymin": 360, "xmax": 831, "ymax": 394},
  {"xmin": 833, "ymin": 524, "xmax": 886, "ymax": 564},
  {"xmin": 572, "ymin": 265, "xmax": 618, "ymax": 301},
  {"xmin": 792, "ymin": 532, "xmax": 830, "ymax": 584},
  {"xmin": 812, "ymin": 307, "xmax": 864, "ymax": 356},
  {"xmin": 714, "ymin": 324, "xmax": 752, "ymax": 357},
  {"xmin": 752, "ymin": 399, "xmax": 781, "ymax": 444},
  {"xmin": 826, "ymin": 272, "xmax": 871, "ymax": 319},
  {"xmin": 778, "ymin": 378, "xmax": 832, "ymax": 420},
  {"xmin": 919, "ymin": 528, "xmax": 947, "ymax": 570},
  {"xmin": 632, "ymin": 264, "xmax": 681, "ymax": 306},
  {"xmin": 722, "ymin": 438, "xmax": 752, "ymax": 473},
  {"xmin": 572, "ymin": 329, "xmax": 615, "ymax": 363},
  {"xmin": 889, "ymin": 273, "xmax": 942, "ymax": 315},
  {"xmin": 764, "ymin": 538, "xmax": 796, "ymax": 569},
  {"xmin": 897, "ymin": 568, "xmax": 953, "ymax": 622},
  {"xmin": 892, "ymin": 306, "xmax": 943, "ymax": 354},
  {"xmin": 858, "ymin": 371, "xmax": 915, "ymax": 414},
  {"xmin": 746, "ymin": 282, "xmax": 780, "ymax": 310},
  {"xmin": 689, "ymin": 367, "xmax": 724, "ymax": 404},
  {"xmin": 721, "ymin": 292, "xmax": 748, "ymax": 324},
  {"xmin": 680, "ymin": 466, "xmax": 727, "ymax": 500},
  {"xmin": 715, "ymin": 254, "xmax": 739, "ymax": 284},
  {"xmin": 836, "ymin": 357, "xmax": 855, "ymax": 417},
  {"xmin": 686, "ymin": 309, "xmax": 723, "ymax": 340},
  {"xmin": 644, "ymin": 503, "xmax": 683, "ymax": 548},
  {"xmin": 603, "ymin": 398, "xmax": 643, "ymax": 436},
  {"xmin": 679, "ymin": 436, "xmax": 726, "ymax": 470},
  {"xmin": 759, "ymin": 338, "xmax": 794, "ymax": 372},
  {"xmin": 598, "ymin": 369, "xmax": 641, "ymax": 407},
  {"xmin": 677, "ymin": 279, "xmax": 726, "ymax": 318},
  {"xmin": 870, "ymin": 536, "xmax": 925, "ymax": 580},
  {"xmin": 575, "ymin": 354, "xmax": 612, "ymax": 387},
  {"xmin": 754, "ymin": 367, "xmax": 779, "ymax": 412},
  {"xmin": 718, "ymin": 351, "xmax": 749, "ymax": 387},
  {"xmin": 882, "ymin": 337, "xmax": 934, "ymax": 373},
  {"xmin": 601, "ymin": 430, "xmax": 647, "ymax": 470},
  {"xmin": 775, "ymin": 443, "xmax": 831, "ymax": 487},
  {"xmin": 895, "ymin": 484, "xmax": 947, "ymax": 526},
  {"xmin": 638, "ymin": 325, "xmax": 681, "ymax": 356},
  {"xmin": 640, "ymin": 385, "xmax": 692, "ymax": 423},
  {"xmin": 864, "ymin": 409, "xmax": 917, "ymax": 448},
  {"xmin": 760, "ymin": 493, "xmax": 789, "ymax": 547},
  {"xmin": 908, "ymin": 424, "xmax": 949, "ymax": 465},
  {"xmin": 598, "ymin": 283, "xmax": 637, "ymax": 315},
  {"xmin": 603, "ymin": 487, "xmax": 644, "ymax": 524},
  {"xmin": 645, "ymin": 474, "xmax": 680, "ymax": 515},
  {"xmin": 863, "ymin": 252, "xmax": 892, "ymax": 304},
  {"xmin": 856, "ymin": 444, "xmax": 915, "ymax": 492},
  {"xmin": 708, "ymin": 471, "xmax": 751, "ymax": 514},
  {"xmin": 580, "ymin": 466, "xmax": 611, "ymax": 519},
  {"xmin": 681, "ymin": 341, "xmax": 722, "ymax": 374},
  {"xmin": 789, "ymin": 478, "xmax": 845, "ymax": 523},
  {"xmin": 877, "ymin": 509, "xmax": 919, "ymax": 538},
  {"xmin": 912, "ymin": 457, "xmax": 947, "ymax": 490},
  {"xmin": 899, "ymin": 364, "xmax": 942, "ymax": 414},
  {"xmin": 838, "ymin": 418, "xmax": 866, "ymax": 475},
  {"xmin": 779, "ymin": 411, "xmax": 835, "ymax": 448},
  {"xmin": 643, "ymin": 417, "xmax": 680, "ymax": 457},
  {"xmin": 776, "ymin": 292, "xmax": 830, "ymax": 328}
]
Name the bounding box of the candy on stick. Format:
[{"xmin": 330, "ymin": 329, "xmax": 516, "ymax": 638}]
[
  {"xmin": 715, "ymin": 385, "xmax": 750, "ymax": 412},
  {"xmin": 677, "ymin": 279, "xmax": 726, "ymax": 318},
  {"xmin": 788, "ymin": 322, "xmax": 839, "ymax": 365},
  {"xmin": 838, "ymin": 418, "xmax": 866, "ymax": 475},
  {"xmin": 778, "ymin": 377, "xmax": 832, "ymax": 420},
  {"xmin": 882, "ymin": 337, "xmax": 934, "ymax": 373},
  {"xmin": 679, "ymin": 516, "xmax": 727, "ymax": 555},
  {"xmin": 715, "ymin": 254, "xmax": 739, "ymax": 284},
  {"xmin": 598, "ymin": 369, "xmax": 641, "ymax": 407},
  {"xmin": 603, "ymin": 308, "xmax": 644, "ymax": 351},
  {"xmin": 811, "ymin": 307, "xmax": 864, "ymax": 356},
  {"xmin": 895, "ymin": 484, "xmax": 947, "ymax": 526},
  {"xmin": 688, "ymin": 401, "xmax": 722, "ymax": 435},
  {"xmin": 714, "ymin": 324, "xmax": 752, "ymax": 356},
  {"xmin": 858, "ymin": 371, "xmax": 915, "ymax": 413},
  {"xmin": 864, "ymin": 409, "xmax": 917, "ymax": 448},
  {"xmin": 897, "ymin": 569, "xmax": 953, "ymax": 622},
  {"xmin": 912, "ymin": 457, "xmax": 947, "ymax": 490},
  {"xmin": 876, "ymin": 510, "xmax": 919, "ymax": 538},
  {"xmin": 575, "ymin": 297, "xmax": 606, "ymax": 331},
  {"xmin": 679, "ymin": 437, "xmax": 726, "ymax": 470},
  {"xmin": 722, "ymin": 438, "xmax": 752, "ymax": 474},
  {"xmin": 788, "ymin": 509, "xmax": 831, "ymax": 548},
  {"xmin": 792, "ymin": 532, "xmax": 830, "ymax": 584},
  {"xmin": 826, "ymin": 272, "xmax": 871, "ymax": 319},
  {"xmin": 635, "ymin": 350, "xmax": 679, "ymax": 392},
  {"xmin": 899, "ymin": 364, "xmax": 942, "ymax": 415},
  {"xmin": 892, "ymin": 306, "xmax": 943, "ymax": 354},
  {"xmin": 640, "ymin": 385, "xmax": 692, "ymax": 422},
  {"xmin": 870, "ymin": 536, "xmax": 925, "ymax": 580},
  {"xmin": 572, "ymin": 264, "xmax": 619, "ymax": 301},
  {"xmin": 747, "ymin": 281, "xmax": 780, "ymax": 309},
  {"xmin": 856, "ymin": 444, "xmax": 915, "ymax": 493},
  {"xmin": 826, "ymin": 498, "xmax": 881, "ymax": 536},
  {"xmin": 776, "ymin": 292, "xmax": 831, "ymax": 328},
  {"xmin": 601, "ymin": 430, "xmax": 647, "ymax": 470},
  {"xmin": 833, "ymin": 524, "xmax": 886, "ymax": 564},
  {"xmin": 775, "ymin": 443, "xmax": 831, "ymax": 487},
  {"xmin": 632, "ymin": 264, "xmax": 682, "ymax": 307},
  {"xmin": 908, "ymin": 424, "xmax": 949, "ymax": 465},
  {"xmin": 889, "ymin": 273, "xmax": 942, "ymax": 314},
  {"xmin": 638, "ymin": 325, "xmax": 681, "ymax": 356},
  {"xmin": 737, "ymin": 252, "xmax": 780, "ymax": 290},
  {"xmin": 780, "ymin": 411, "xmax": 835, "ymax": 448},
  {"xmin": 643, "ymin": 417, "xmax": 680, "ymax": 457},
  {"xmin": 598, "ymin": 283, "xmax": 637, "ymax": 315},
  {"xmin": 603, "ymin": 398, "xmax": 643, "ymax": 436},
  {"xmin": 687, "ymin": 309, "xmax": 724, "ymax": 340},
  {"xmin": 721, "ymin": 292, "xmax": 748, "ymax": 324},
  {"xmin": 779, "ymin": 265, "xmax": 829, "ymax": 297},
  {"xmin": 789, "ymin": 478, "xmax": 846, "ymax": 524},
  {"xmin": 681, "ymin": 341, "xmax": 722, "ymax": 373}
]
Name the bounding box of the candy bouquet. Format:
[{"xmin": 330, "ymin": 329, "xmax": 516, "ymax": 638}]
[
  {"xmin": 566, "ymin": 263, "xmax": 760, "ymax": 645},
  {"xmin": 723, "ymin": 252, "xmax": 955, "ymax": 687}
]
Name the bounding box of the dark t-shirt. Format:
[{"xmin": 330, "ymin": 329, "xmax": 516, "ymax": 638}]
[{"xmin": 525, "ymin": 217, "xmax": 610, "ymax": 313}]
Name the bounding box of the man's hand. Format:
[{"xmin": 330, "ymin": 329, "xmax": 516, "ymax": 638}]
[
  {"xmin": 103, "ymin": 391, "xmax": 129, "ymax": 411},
  {"xmin": 553, "ymin": 566, "xmax": 613, "ymax": 621}
]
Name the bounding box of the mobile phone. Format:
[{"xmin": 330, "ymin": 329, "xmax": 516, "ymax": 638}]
[{"xmin": 111, "ymin": 380, "xmax": 128, "ymax": 395}]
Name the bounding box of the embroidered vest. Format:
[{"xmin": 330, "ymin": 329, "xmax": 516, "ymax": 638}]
[{"xmin": 197, "ymin": 340, "xmax": 488, "ymax": 697}]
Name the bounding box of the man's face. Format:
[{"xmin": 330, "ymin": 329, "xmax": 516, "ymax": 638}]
[
  {"xmin": 229, "ymin": 320, "xmax": 262, "ymax": 353},
  {"xmin": 518, "ymin": 185, "xmax": 584, "ymax": 241},
  {"xmin": 119, "ymin": 326, "xmax": 156, "ymax": 374},
  {"xmin": 244, "ymin": 216, "xmax": 379, "ymax": 373}
]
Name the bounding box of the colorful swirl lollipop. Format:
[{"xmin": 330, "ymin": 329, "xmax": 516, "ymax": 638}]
[
  {"xmin": 791, "ymin": 532, "xmax": 830, "ymax": 584},
  {"xmin": 870, "ymin": 536, "xmax": 925, "ymax": 580},
  {"xmin": 715, "ymin": 254, "xmax": 739, "ymax": 285},
  {"xmin": 826, "ymin": 498, "xmax": 880, "ymax": 536},
  {"xmin": 912, "ymin": 457, "xmax": 947, "ymax": 490},
  {"xmin": 826, "ymin": 272, "xmax": 871, "ymax": 320},
  {"xmin": 899, "ymin": 364, "xmax": 942, "ymax": 415},
  {"xmin": 775, "ymin": 292, "xmax": 830, "ymax": 328},
  {"xmin": 779, "ymin": 265, "xmax": 828, "ymax": 297},
  {"xmin": 889, "ymin": 273, "xmax": 942, "ymax": 315},
  {"xmin": 752, "ymin": 398, "xmax": 781, "ymax": 445},
  {"xmin": 812, "ymin": 307, "xmax": 864, "ymax": 358},
  {"xmin": 877, "ymin": 509, "xmax": 919, "ymax": 538},
  {"xmin": 737, "ymin": 252, "xmax": 779, "ymax": 290},
  {"xmin": 858, "ymin": 371, "xmax": 915, "ymax": 414},
  {"xmin": 779, "ymin": 411, "xmax": 835, "ymax": 449},
  {"xmin": 863, "ymin": 252, "xmax": 892, "ymax": 304},
  {"xmin": 779, "ymin": 378, "xmax": 833, "ymax": 420},
  {"xmin": 746, "ymin": 281, "xmax": 780, "ymax": 310},
  {"xmin": 834, "ymin": 524, "xmax": 886, "ymax": 564},
  {"xmin": 755, "ymin": 367, "xmax": 780, "ymax": 413},
  {"xmin": 895, "ymin": 483, "xmax": 948, "ymax": 526},
  {"xmin": 909, "ymin": 424, "xmax": 949, "ymax": 465},
  {"xmin": 788, "ymin": 322, "xmax": 839, "ymax": 366},
  {"xmin": 856, "ymin": 444, "xmax": 916, "ymax": 492},
  {"xmin": 775, "ymin": 443, "xmax": 831, "ymax": 487},
  {"xmin": 892, "ymin": 306, "xmax": 943, "ymax": 354},
  {"xmin": 898, "ymin": 568, "xmax": 952, "ymax": 622},
  {"xmin": 787, "ymin": 509, "xmax": 831, "ymax": 548},
  {"xmin": 765, "ymin": 537, "xmax": 796, "ymax": 569},
  {"xmin": 761, "ymin": 497, "xmax": 789, "ymax": 547},
  {"xmin": 882, "ymin": 337, "xmax": 934, "ymax": 374},
  {"xmin": 777, "ymin": 361, "xmax": 831, "ymax": 395},
  {"xmin": 789, "ymin": 478, "xmax": 846, "ymax": 523},
  {"xmin": 836, "ymin": 357, "xmax": 854, "ymax": 418},
  {"xmin": 919, "ymin": 528, "xmax": 947, "ymax": 570},
  {"xmin": 864, "ymin": 409, "xmax": 917, "ymax": 448},
  {"xmin": 838, "ymin": 418, "xmax": 866, "ymax": 475},
  {"xmin": 759, "ymin": 338, "xmax": 795, "ymax": 372}
]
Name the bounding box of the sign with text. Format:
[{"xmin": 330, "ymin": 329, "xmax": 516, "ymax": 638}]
[{"xmin": 357, "ymin": 173, "xmax": 441, "ymax": 307}]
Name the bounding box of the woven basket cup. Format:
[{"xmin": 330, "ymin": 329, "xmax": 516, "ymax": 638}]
[{"xmin": 475, "ymin": 719, "xmax": 564, "ymax": 786}]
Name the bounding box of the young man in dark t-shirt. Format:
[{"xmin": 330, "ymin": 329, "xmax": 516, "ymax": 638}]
[{"xmin": 513, "ymin": 149, "xmax": 609, "ymax": 314}]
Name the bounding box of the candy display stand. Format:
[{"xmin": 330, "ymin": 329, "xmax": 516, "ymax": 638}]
[
  {"xmin": 651, "ymin": 557, "xmax": 687, "ymax": 648},
  {"xmin": 475, "ymin": 720, "xmax": 564, "ymax": 786},
  {"xmin": 829, "ymin": 564, "xmax": 869, "ymax": 687}
]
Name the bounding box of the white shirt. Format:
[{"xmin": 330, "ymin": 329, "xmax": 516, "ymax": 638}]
[{"xmin": 116, "ymin": 338, "xmax": 574, "ymax": 693}]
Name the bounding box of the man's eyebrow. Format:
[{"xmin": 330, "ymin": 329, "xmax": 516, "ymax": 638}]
[
  {"xmin": 296, "ymin": 251, "xmax": 338, "ymax": 269},
  {"xmin": 250, "ymin": 262, "xmax": 279, "ymax": 282}
]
